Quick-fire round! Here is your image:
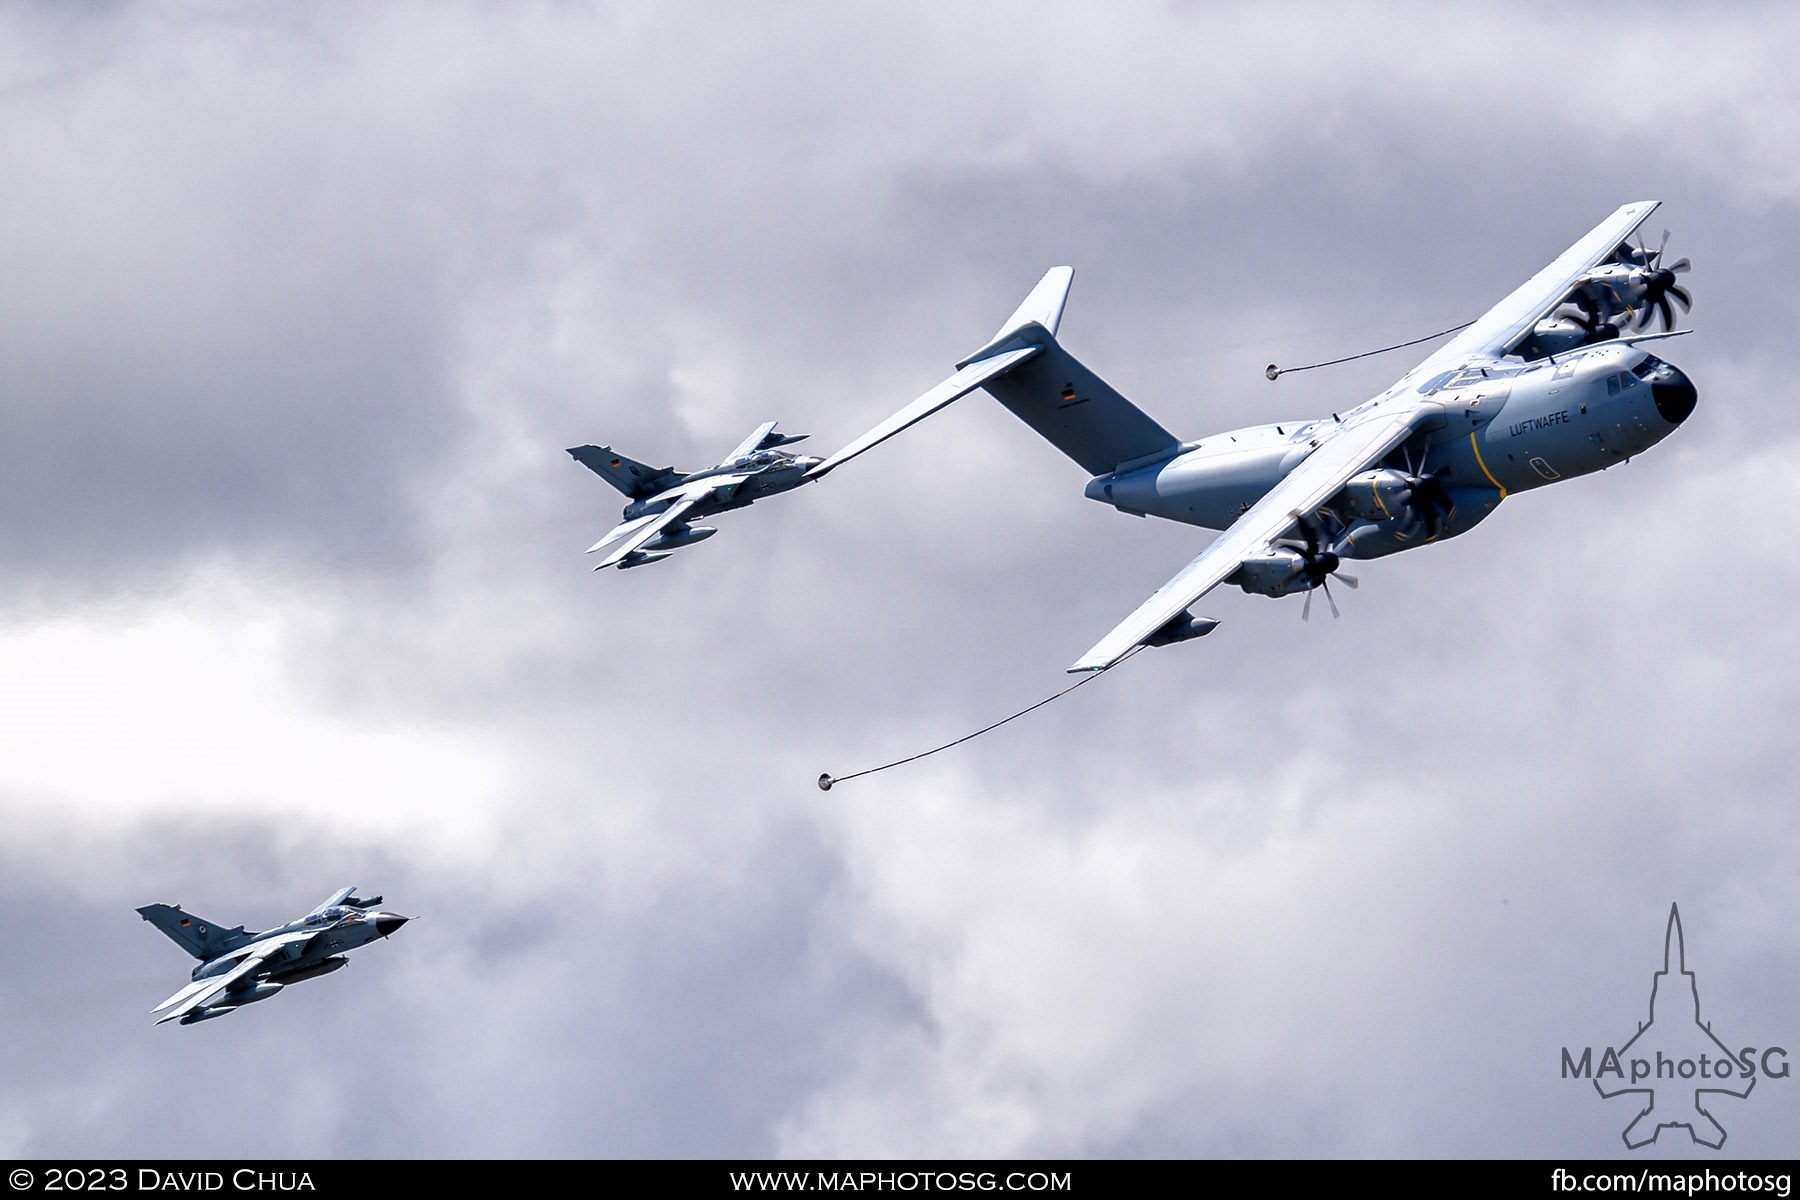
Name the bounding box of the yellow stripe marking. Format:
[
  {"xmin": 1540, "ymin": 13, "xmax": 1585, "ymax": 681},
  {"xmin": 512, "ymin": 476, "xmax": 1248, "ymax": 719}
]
[{"xmin": 1467, "ymin": 432, "xmax": 1508, "ymax": 499}]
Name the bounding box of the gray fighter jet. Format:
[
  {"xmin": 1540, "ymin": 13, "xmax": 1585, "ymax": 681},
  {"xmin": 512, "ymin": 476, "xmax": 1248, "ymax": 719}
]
[
  {"xmin": 813, "ymin": 201, "xmax": 1698, "ymax": 671},
  {"xmin": 570, "ymin": 420, "xmax": 823, "ymax": 569},
  {"xmin": 139, "ymin": 887, "xmax": 408, "ymax": 1025}
]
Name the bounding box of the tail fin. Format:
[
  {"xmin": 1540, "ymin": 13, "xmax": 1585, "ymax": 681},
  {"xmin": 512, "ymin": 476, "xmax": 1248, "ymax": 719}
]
[
  {"xmin": 136, "ymin": 904, "xmax": 254, "ymax": 962},
  {"xmin": 959, "ymin": 268, "xmax": 1181, "ymax": 476},
  {"xmin": 567, "ymin": 446, "xmax": 681, "ymax": 499}
]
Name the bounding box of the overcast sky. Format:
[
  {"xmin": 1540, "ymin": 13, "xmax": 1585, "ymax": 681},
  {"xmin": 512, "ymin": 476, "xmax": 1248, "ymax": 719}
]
[{"xmin": 3, "ymin": 0, "xmax": 1798, "ymax": 1161}]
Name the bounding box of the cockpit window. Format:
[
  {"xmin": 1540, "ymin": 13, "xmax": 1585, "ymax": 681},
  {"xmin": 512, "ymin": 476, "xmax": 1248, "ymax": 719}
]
[{"xmin": 1632, "ymin": 355, "xmax": 1664, "ymax": 379}]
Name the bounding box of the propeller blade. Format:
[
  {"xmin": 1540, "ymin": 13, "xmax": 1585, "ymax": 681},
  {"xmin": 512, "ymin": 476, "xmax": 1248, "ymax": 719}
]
[
  {"xmin": 1322, "ymin": 579, "xmax": 1340, "ymax": 619},
  {"xmin": 1301, "ymin": 589, "xmax": 1313, "ymax": 622},
  {"xmin": 1656, "ymin": 295, "xmax": 1674, "ymax": 329},
  {"xmin": 1335, "ymin": 572, "xmax": 1360, "ymax": 589},
  {"xmin": 1667, "ymin": 256, "xmax": 1691, "ymax": 275},
  {"xmin": 1669, "ymin": 284, "xmax": 1691, "ymax": 309}
]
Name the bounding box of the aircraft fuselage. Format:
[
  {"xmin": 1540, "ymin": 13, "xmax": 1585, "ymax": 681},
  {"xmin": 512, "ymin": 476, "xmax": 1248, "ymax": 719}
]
[{"xmin": 1086, "ymin": 344, "xmax": 1695, "ymax": 562}]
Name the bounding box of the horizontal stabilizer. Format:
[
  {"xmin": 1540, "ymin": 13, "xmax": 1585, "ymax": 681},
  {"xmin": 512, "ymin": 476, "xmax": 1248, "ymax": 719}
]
[{"xmin": 808, "ymin": 347, "xmax": 1039, "ymax": 478}]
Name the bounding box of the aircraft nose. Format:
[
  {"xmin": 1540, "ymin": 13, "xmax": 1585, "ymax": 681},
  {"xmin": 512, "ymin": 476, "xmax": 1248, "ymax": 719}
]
[
  {"xmin": 1652, "ymin": 364, "xmax": 1697, "ymax": 426},
  {"xmin": 375, "ymin": 914, "xmax": 409, "ymax": 938}
]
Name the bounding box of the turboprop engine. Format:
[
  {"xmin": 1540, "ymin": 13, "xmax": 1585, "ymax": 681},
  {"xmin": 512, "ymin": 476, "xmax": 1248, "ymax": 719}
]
[
  {"xmin": 1231, "ymin": 548, "xmax": 1318, "ymax": 598},
  {"xmin": 1229, "ymin": 518, "xmax": 1360, "ymax": 620}
]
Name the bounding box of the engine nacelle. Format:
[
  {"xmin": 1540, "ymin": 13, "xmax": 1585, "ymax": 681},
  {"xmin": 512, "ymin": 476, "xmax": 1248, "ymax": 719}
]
[
  {"xmin": 1230, "ymin": 549, "xmax": 1312, "ymax": 597},
  {"xmin": 1517, "ymin": 314, "xmax": 1619, "ymax": 361},
  {"xmin": 1339, "ymin": 469, "xmax": 1421, "ymax": 523},
  {"xmin": 642, "ymin": 526, "xmax": 717, "ymax": 552},
  {"xmin": 1144, "ymin": 612, "xmax": 1220, "ymax": 647}
]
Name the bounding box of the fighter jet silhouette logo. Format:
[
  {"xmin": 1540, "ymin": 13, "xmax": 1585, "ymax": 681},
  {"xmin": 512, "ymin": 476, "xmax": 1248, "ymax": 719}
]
[{"xmin": 1596, "ymin": 905, "xmax": 1754, "ymax": 1149}]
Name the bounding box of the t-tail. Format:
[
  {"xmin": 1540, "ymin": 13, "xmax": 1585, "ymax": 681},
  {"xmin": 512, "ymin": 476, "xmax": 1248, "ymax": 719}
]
[
  {"xmin": 810, "ymin": 267, "xmax": 1183, "ymax": 479},
  {"xmin": 136, "ymin": 904, "xmax": 256, "ymax": 962}
]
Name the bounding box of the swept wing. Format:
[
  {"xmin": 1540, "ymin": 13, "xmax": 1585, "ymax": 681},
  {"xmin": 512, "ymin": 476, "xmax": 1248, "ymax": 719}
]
[
  {"xmin": 584, "ymin": 471, "xmax": 756, "ymax": 569},
  {"xmin": 1069, "ymin": 201, "xmax": 1662, "ymax": 673},
  {"xmin": 1392, "ymin": 200, "xmax": 1659, "ymax": 384},
  {"xmin": 722, "ymin": 420, "xmax": 782, "ymax": 464},
  {"xmin": 308, "ymin": 887, "xmax": 356, "ymax": 916},
  {"xmin": 151, "ymin": 930, "xmax": 319, "ymax": 1024}
]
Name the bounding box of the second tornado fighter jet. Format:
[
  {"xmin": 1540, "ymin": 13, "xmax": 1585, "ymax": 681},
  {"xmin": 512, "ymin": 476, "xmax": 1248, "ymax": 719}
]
[
  {"xmin": 139, "ymin": 887, "xmax": 408, "ymax": 1026},
  {"xmin": 569, "ymin": 420, "xmax": 822, "ymax": 569}
]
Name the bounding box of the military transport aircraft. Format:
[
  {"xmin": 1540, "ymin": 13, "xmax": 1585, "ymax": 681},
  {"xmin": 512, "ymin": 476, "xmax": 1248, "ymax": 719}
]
[
  {"xmin": 139, "ymin": 887, "xmax": 408, "ymax": 1025},
  {"xmin": 570, "ymin": 421, "xmax": 822, "ymax": 569},
  {"xmin": 809, "ymin": 201, "xmax": 1697, "ymax": 672}
]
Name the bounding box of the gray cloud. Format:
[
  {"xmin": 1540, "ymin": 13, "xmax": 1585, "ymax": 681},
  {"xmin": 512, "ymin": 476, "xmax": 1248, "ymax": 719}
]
[{"xmin": 2, "ymin": 0, "xmax": 1796, "ymax": 1162}]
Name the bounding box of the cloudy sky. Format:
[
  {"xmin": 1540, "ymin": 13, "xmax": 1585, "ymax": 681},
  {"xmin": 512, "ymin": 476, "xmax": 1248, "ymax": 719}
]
[{"xmin": 3, "ymin": 0, "xmax": 1797, "ymax": 1161}]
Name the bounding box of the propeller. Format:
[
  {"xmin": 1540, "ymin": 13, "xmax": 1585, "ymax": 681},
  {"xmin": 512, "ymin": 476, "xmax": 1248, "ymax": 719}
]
[
  {"xmin": 1632, "ymin": 229, "xmax": 1693, "ymax": 330},
  {"xmin": 1560, "ymin": 289, "xmax": 1623, "ymax": 346},
  {"xmin": 1396, "ymin": 445, "xmax": 1456, "ymax": 540},
  {"xmin": 1400, "ymin": 469, "xmax": 1455, "ymax": 540},
  {"xmin": 1291, "ymin": 513, "xmax": 1359, "ymax": 621}
]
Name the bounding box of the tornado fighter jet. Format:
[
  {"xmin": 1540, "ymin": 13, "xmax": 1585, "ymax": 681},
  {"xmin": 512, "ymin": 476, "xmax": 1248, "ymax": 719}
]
[
  {"xmin": 139, "ymin": 887, "xmax": 408, "ymax": 1025},
  {"xmin": 813, "ymin": 201, "xmax": 1698, "ymax": 671},
  {"xmin": 570, "ymin": 421, "xmax": 823, "ymax": 569}
]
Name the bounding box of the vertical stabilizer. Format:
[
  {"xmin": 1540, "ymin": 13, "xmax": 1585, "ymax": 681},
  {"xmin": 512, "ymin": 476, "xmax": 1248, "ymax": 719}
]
[
  {"xmin": 959, "ymin": 267, "xmax": 1180, "ymax": 476},
  {"xmin": 136, "ymin": 904, "xmax": 254, "ymax": 962},
  {"xmin": 567, "ymin": 446, "xmax": 681, "ymax": 499}
]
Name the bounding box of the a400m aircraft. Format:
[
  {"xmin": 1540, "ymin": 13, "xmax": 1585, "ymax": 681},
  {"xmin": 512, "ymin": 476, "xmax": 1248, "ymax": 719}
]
[{"xmin": 808, "ymin": 201, "xmax": 1697, "ymax": 672}]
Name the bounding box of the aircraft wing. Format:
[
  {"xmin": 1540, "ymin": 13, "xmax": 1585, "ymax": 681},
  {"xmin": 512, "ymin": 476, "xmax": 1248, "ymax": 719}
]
[
  {"xmin": 309, "ymin": 887, "xmax": 356, "ymax": 916},
  {"xmin": 1068, "ymin": 408, "xmax": 1427, "ymax": 673},
  {"xmin": 1071, "ymin": 203, "xmax": 1666, "ymax": 673},
  {"xmin": 1391, "ymin": 201, "xmax": 1660, "ymax": 388},
  {"xmin": 585, "ymin": 498, "xmax": 702, "ymax": 569},
  {"xmin": 807, "ymin": 347, "xmax": 1040, "ymax": 479},
  {"xmin": 151, "ymin": 930, "xmax": 318, "ymax": 1024},
  {"xmin": 722, "ymin": 420, "xmax": 781, "ymax": 464},
  {"xmin": 584, "ymin": 471, "xmax": 757, "ymax": 568}
]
